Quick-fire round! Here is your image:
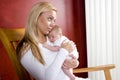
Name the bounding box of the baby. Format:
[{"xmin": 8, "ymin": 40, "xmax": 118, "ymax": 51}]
[{"xmin": 43, "ymin": 25, "xmax": 79, "ymax": 80}]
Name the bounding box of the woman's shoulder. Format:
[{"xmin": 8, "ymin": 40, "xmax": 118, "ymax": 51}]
[
  {"xmin": 20, "ymin": 46, "xmax": 34, "ymax": 64},
  {"xmin": 20, "ymin": 43, "xmax": 31, "ymax": 58}
]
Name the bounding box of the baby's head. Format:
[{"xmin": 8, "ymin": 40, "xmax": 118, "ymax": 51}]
[{"xmin": 48, "ymin": 25, "xmax": 62, "ymax": 42}]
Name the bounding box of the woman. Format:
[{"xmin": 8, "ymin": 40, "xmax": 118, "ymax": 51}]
[{"xmin": 16, "ymin": 2, "xmax": 77, "ymax": 80}]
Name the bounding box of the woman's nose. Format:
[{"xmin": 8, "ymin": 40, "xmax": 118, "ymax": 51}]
[{"xmin": 50, "ymin": 23, "xmax": 55, "ymax": 28}]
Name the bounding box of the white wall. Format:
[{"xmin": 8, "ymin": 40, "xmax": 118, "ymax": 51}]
[{"xmin": 85, "ymin": 0, "xmax": 120, "ymax": 80}]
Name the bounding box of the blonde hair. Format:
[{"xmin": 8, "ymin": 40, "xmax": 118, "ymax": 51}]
[{"xmin": 16, "ymin": 2, "xmax": 57, "ymax": 65}]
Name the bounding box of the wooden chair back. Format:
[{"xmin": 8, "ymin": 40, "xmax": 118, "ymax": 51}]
[{"xmin": 0, "ymin": 28, "xmax": 31, "ymax": 80}]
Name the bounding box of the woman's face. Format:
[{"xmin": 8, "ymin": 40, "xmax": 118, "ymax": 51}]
[{"xmin": 37, "ymin": 10, "xmax": 57, "ymax": 35}]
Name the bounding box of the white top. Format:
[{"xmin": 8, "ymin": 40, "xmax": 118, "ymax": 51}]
[
  {"xmin": 52, "ymin": 36, "xmax": 68, "ymax": 46},
  {"xmin": 47, "ymin": 36, "xmax": 79, "ymax": 59},
  {"xmin": 20, "ymin": 43, "xmax": 70, "ymax": 80}
]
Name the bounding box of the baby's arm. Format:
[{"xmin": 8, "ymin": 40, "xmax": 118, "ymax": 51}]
[
  {"xmin": 62, "ymin": 67, "xmax": 76, "ymax": 80},
  {"xmin": 43, "ymin": 42, "xmax": 60, "ymax": 51}
]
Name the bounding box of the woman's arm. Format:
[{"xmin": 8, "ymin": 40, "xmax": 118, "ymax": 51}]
[
  {"xmin": 45, "ymin": 48, "xmax": 68, "ymax": 80},
  {"xmin": 45, "ymin": 40, "xmax": 75, "ymax": 80}
]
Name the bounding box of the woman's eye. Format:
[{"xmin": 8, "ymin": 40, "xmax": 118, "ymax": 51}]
[
  {"xmin": 48, "ymin": 17, "xmax": 52, "ymax": 21},
  {"xmin": 47, "ymin": 17, "xmax": 56, "ymax": 23}
]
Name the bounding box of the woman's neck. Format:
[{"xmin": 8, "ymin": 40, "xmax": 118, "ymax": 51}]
[{"xmin": 38, "ymin": 34, "xmax": 47, "ymax": 43}]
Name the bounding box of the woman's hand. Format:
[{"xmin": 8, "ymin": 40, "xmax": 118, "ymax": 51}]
[
  {"xmin": 61, "ymin": 39, "xmax": 79, "ymax": 69},
  {"xmin": 62, "ymin": 59, "xmax": 79, "ymax": 69}
]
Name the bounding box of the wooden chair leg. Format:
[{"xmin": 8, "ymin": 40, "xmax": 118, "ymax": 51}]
[{"xmin": 104, "ymin": 69, "xmax": 112, "ymax": 80}]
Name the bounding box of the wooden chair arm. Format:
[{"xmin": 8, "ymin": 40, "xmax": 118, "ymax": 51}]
[
  {"xmin": 73, "ymin": 64, "xmax": 115, "ymax": 80},
  {"xmin": 73, "ymin": 64, "xmax": 115, "ymax": 73}
]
